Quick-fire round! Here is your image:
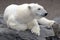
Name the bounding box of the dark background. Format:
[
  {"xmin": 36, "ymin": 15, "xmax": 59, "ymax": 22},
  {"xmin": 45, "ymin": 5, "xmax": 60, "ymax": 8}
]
[{"xmin": 0, "ymin": 0, "xmax": 60, "ymax": 19}]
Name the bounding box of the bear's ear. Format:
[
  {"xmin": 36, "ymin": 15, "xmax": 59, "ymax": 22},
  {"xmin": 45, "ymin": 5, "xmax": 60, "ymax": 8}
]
[{"xmin": 28, "ymin": 6, "xmax": 31, "ymax": 9}]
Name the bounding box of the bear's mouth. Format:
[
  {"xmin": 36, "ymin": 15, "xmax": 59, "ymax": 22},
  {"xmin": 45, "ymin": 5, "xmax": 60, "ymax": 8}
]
[{"xmin": 41, "ymin": 13, "xmax": 48, "ymax": 17}]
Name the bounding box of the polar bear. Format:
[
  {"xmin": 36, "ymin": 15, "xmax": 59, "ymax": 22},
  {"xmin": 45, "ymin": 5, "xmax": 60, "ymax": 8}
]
[{"xmin": 3, "ymin": 3, "xmax": 48, "ymax": 36}]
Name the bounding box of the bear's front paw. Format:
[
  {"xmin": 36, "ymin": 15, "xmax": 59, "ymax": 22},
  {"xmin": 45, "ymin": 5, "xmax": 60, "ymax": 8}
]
[{"xmin": 31, "ymin": 26, "xmax": 40, "ymax": 36}]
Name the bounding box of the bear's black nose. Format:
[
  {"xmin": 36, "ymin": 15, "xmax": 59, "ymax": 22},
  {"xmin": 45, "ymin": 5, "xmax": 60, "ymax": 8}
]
[{"xmin": 44, "ymin": 13, "xmax": 48, "ymax": 16}]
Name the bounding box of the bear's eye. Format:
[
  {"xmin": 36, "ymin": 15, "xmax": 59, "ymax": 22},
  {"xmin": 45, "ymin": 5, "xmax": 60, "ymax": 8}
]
[{"xmin": 38, "ymin": 8, "xmax": 41, "ymax": 10}]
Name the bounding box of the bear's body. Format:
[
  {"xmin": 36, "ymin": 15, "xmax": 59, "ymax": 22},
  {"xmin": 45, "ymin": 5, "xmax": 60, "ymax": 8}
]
[{"xmin": 3, "ymin": 3, "xmax": 48, "ymax": 36}]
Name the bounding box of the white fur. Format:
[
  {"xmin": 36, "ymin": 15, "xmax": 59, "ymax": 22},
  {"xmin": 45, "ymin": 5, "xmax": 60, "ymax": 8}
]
[
  {"xmin": 38, "ymin": 17, "xmax": 55, "ymax": 26},
  {"xmin": 3, "ymin": 3, "xmax": 47, "ymax": 36}
]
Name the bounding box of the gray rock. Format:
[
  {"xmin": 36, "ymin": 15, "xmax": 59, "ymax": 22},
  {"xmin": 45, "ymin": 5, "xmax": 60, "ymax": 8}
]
[
  {"xmin": 0, "ymin": 28, "xmax": 46, "ymax": 40},
  {"xmin": 40, "ymin": 25, "xmax": 55, "ymax": 37},
  {"xmin": 53, "ymin": 17, "xmax": 60, "ymax": 38}
]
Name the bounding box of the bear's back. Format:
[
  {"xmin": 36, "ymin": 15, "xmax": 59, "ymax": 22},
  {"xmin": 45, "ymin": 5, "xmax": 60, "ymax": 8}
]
[{"xmin": 3, "ymin": 4, "xmax": 18, "ymax": 22}]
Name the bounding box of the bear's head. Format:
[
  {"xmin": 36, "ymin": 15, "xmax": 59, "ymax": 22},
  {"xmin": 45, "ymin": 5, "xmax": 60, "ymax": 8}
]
[{"xmin": 28, "ymin": 3, "xmax": 48, "ymax": 18}]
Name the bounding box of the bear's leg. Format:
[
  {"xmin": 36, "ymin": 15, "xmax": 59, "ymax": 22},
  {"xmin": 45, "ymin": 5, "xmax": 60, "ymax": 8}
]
[
  {"xmin": 37, "ymin": 17, "xmax": 55, "ymax": 26},
  {"xmin": 7, "ymin": 17, "xmax": 27, "ymax": 31},
  {"xmin": 28, "ymin": 19, "xmax": 40, "ymax": 36}
]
